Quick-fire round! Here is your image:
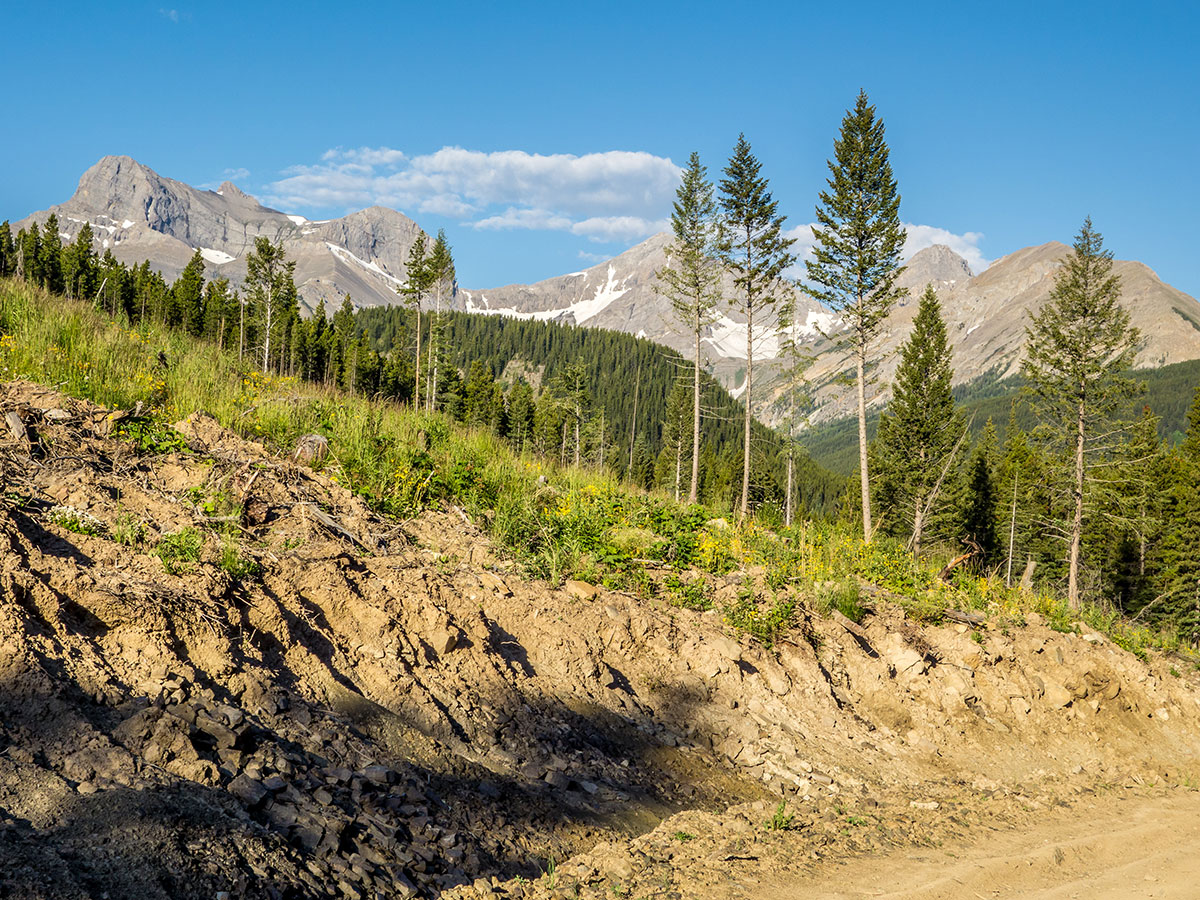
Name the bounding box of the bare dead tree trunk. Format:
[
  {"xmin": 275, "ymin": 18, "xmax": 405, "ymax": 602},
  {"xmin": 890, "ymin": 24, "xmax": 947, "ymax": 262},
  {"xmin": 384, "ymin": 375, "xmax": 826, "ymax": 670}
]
[
  {"xmin": 1006, "ymin": 468, "xmax": 1019, "ymax": 588},
  {"xmin": 628, "ymin": 361, "xmax": 640, "ymax": 472},
  {"xmin": 1068, "ymin": 395, "xmax": 1086, "ymax": 610},
  {"xmin": 413, "ymin": 302, "xmax": 422, "ymax": 411},
  {"xmin": 856, "ymin": 323, "xmax": 872, "ymax": 541},
  {"xmin": 691, "ymin": 320, "xmax": 701, "ymax": 504},
  {"xmin": 740, "ymin": 298, "xmax": 753, "ymax": 521}
]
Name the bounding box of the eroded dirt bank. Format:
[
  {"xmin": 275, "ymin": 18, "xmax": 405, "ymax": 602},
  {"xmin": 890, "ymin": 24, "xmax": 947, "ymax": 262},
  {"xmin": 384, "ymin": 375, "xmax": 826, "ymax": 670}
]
[{"xmin": 1, "ymin": 380, "xmax": 1197, "ymax": 899}]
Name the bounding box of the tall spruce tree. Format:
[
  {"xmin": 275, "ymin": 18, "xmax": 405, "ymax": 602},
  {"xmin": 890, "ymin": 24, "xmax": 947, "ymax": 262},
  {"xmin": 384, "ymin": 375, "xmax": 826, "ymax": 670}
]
[
  {"xmin": 873, "ymin": 285, "xmax": 963, "ymax": 556},
  {"xmin": 39, "ymin": 214, "xmax": 64, "ymax": 294},
  {"xmin": 62, "ymin": 223, "xmax": 98, "ymax": 301},
  {"xmin": 425, "ymin": 230, "xmax": 455, "ymax": 412},
  {"xmin": 171, "ymin": 249, "xmax": 207, "ymax": 335},
  {"xmin": 777, "ymin": 282, "xmax": 815, "ymax": 527},
  {"xmin": 0, "ymin": 221, "xmax": 13, "ymax": 278},
  {"xmin": 807, "ymin": 90, "xmax": 906, "ymax": 541},
  {"xmin": 1022, "ymin": 218, "xmax": 1141, "ymax": 609},
  {"xmin": 1150, "ymin": 388, "xmax": 1200, "ymax": 636},
  {"xmin": 400, "ymin": 234, "xmax": 431, "ymax": 410},
  {"xmin": 960, "ymin": 419, "xmax": 1000, "ymax": 566},
  {"xmin": 716, "ymin": 134, "xmax": 796, "ymax": 520},
  {"xmin": 244, "ymin": 237, "xmax": 297, "ymax": 373},
  {"xmin": 656, "ymin": 151, "xmax": 722, "ymax": 504},
  {"xmin": 19, "ymin": 225, "xmax": 40, "ymax": 283}
]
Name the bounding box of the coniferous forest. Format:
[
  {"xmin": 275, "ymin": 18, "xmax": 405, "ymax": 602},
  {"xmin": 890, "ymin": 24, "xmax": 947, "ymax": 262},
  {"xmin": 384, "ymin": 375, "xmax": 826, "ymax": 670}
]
[{"xmin": 2, "ymin": 98, "xmax": 1198, "ymax": 642}]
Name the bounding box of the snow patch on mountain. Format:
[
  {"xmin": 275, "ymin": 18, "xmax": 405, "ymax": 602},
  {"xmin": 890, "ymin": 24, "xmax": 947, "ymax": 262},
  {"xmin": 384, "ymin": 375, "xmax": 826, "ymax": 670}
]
[
  {"xmin": 704, "ymin": 315, "xmax": 781, "ymax": 360},
  {"xmin": 200, "ymin": 248, "xmax": 235, "ymax": 265},
  {"xmin": 572, "ymin": 265, "xmax": 629, "ymax": 324},
  {"xmin": 326, "ymin": 243, "xmax": 404, "ymax": 287}
]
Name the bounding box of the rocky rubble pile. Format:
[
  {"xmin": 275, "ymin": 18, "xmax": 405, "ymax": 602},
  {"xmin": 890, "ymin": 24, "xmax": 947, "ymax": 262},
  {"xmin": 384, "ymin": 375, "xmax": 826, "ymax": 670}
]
[{"xmin": 1, "ymin": 379, "xmax": 1198, "ymax": 899}]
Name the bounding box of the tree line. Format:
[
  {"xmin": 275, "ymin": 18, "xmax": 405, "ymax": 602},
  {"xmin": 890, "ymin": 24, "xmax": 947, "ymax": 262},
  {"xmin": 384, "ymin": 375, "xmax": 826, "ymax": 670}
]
[
  {"xmin": 663, "ymin": 89, "xmax": 1196, "ymax": 634},
  {"xmin": 0, "ymin": 213, "xmax": 843, "ymax": 519},
  {"xmin": 867, "ymin": 224, "xmax": 1200, "ymax": 637}
]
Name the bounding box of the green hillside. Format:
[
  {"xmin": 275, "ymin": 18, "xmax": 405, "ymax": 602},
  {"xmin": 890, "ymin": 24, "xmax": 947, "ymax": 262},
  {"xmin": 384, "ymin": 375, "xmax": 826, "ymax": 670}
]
[{"xmin": 804, "ymin": 359, "xmax": 1200, "ymax": 476}]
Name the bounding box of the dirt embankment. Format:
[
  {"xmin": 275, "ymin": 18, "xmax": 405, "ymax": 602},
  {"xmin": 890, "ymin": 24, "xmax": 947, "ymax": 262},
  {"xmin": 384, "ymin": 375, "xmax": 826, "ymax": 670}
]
[{"xmin": 0, "ymin": 379, "xmax": 1197, "ymax": 899}]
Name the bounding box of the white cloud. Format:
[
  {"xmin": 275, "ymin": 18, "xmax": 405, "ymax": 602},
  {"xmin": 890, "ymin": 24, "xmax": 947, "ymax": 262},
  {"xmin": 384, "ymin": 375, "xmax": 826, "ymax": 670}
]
[
  {"xmin": 472, "ymin": 208, "xmax": 573, "ymax": 232},
  {"xmin": 159, "ymin": 8, "xmax": 179, "ymax": 22},
  {"xmin": 901, "ymin": 224, "xmax": 990, "ymax": 273},
  {"xmin": 785, "ymin": 221, "xmax": 990, "ymax": 277},
  {"xmin": 568, "ymin": 215, "xmax": 669, "ymax": 242},
  {"xmin": 264, "ymin": 146, "xmax": 681, "ymax": 243},
  {"xmin": 321, "ymin": 146, "xmax": 407, "ymax": 168}
]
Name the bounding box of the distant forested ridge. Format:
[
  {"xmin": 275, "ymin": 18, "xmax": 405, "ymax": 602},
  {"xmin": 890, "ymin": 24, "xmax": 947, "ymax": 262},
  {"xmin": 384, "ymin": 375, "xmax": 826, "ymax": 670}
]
[
  {"xmin": 0, "ymin": 216, "xmax": 841, "ymax": 517},
  {"xmin": 804, "ymin": 359, "xmax": 1200, "ymax": 477},
  {"xmin": 356, "ymin": 305, "xmax": 844, "ymax": 516}
]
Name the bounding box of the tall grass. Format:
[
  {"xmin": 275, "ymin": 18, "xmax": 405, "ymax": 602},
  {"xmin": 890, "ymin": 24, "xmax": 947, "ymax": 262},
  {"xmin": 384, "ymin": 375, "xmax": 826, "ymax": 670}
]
[{"xmin": 1, "ymin": 278, "xmax": 1192, "ymax": 659}]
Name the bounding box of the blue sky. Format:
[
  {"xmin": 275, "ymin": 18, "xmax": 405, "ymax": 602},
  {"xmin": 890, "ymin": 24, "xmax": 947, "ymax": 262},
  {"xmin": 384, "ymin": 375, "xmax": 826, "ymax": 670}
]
[{"xmin": 3, "ymin": 1, "xmax": 1198, "ymax": 296}]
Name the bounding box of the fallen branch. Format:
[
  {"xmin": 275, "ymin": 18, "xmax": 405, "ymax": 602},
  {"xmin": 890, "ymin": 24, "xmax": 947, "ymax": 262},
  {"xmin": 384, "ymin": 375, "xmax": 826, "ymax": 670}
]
[
  {"xmin": 299, "ymin": 502, "xmax": 370, "ymax": 551},
  {"xmin": 937, "ymin": 538, "xmax": 982, "ymax": 583},
  {"xmin": 944, "ymin": 609, "xmax": 986, "ymax": 627}
]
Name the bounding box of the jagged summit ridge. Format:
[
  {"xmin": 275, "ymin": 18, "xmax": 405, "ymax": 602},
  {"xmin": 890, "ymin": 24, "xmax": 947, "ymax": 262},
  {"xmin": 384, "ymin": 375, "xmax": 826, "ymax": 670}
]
[
  {"xmin": 14, "ymin": 157, "xmax": 1200, "ymax": 421},
  {"xmin": 19, "ymin": 156, "xmax": 424, "ymax": 315}
]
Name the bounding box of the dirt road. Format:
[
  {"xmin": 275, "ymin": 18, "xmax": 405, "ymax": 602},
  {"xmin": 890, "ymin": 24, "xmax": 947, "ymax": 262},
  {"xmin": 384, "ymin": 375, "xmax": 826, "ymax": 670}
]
[{"xmin": 758, "ymin": 788, "xmax": 1200, "ymax": 900}]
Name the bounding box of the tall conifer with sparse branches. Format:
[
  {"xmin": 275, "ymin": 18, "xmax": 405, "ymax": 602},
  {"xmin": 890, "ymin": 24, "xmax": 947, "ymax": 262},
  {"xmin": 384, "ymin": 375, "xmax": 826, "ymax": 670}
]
[
  {"xmin": 807, "ymin": 90, "xmax": 906, "ymax": 541},
  {"xmin": 717, "ymin": 134, "xmax": 796, "ymax": 520},
  {"xmin": 400, "ymin": 234, "xmax": 431, "ymax": 410},
  {"xmin": 425, "ymin": 230, "xmax": 455, "ymax": 412},
  {"xmin": 656, "ymin": 151, "xmax": 722, "ymax": 504},
  {"xmin": 245, "ymin": 237, "xmax": 297, "ymax": 374},
  {"xmin": 1022, "ymin": 217, "xmax": 1141, "ymax": 610}
]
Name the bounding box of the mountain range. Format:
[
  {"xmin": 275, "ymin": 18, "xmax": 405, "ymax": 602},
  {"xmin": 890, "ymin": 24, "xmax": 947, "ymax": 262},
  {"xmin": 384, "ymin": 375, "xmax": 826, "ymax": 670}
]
[{"xmin": 16, "ymin": 156, "xmax": 1200, "ymax": 425}]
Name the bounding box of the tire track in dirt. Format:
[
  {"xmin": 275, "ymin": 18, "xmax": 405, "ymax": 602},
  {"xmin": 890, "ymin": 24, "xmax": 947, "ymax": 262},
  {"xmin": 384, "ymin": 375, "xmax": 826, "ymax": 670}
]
[{"xmin": 756, "ymin": 788, "xmax": 1200, "ymax": 899}]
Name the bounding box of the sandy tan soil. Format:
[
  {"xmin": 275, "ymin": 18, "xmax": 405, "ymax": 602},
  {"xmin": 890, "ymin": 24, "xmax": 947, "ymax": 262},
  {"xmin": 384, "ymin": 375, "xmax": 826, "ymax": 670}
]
[
  {"xmin": 756, "ymin": 786, "xmax": 1200, "ymax": 900},
  {"xmin": 1, "ymin": 378, "xmax": 1198, "ymax": 900}
]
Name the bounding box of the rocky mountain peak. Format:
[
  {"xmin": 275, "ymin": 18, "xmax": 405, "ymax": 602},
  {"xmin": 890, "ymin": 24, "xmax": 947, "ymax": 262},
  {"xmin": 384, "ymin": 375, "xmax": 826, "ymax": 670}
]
[
  {"xmin": 216, "ymin": 180, "xmax": 250, "ymax": 199},
  {"xmin": 901, "ymin": 244, "xmax": 973, "ymax": 287}
]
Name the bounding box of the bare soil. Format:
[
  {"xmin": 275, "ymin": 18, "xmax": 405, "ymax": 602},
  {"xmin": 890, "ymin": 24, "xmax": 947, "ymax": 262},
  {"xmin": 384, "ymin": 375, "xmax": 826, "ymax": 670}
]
[{"xmin": 1, "ymin": 379, "xmax": 1197, "ymax": 899}]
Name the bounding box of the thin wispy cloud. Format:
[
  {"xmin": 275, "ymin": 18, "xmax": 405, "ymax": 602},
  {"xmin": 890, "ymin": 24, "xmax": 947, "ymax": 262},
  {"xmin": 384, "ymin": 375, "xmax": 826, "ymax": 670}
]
[
  {"xmin": 265, "ymin": 146, "xmax": 681, "ymax": 243},
  {"xmin": 159, "ymin": 8, "xmax": 180, "ymax": 22}
]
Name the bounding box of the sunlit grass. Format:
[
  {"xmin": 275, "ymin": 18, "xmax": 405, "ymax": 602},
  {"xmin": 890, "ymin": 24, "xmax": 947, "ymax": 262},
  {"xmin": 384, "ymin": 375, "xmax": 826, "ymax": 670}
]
[{"xmin": 1, "ymin": 277, "xmax": 1192, "ymax": 660}]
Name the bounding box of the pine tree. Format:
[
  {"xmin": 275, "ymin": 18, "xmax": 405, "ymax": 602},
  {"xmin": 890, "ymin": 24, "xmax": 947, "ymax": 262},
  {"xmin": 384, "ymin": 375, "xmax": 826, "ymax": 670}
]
[
  {"xmin": 38, "ymin": 214, "xmax": 64, "ymax": 294},
  {"xmin": 777, "ymin": 280, "xmax": 815, "ymax": 527},
  {"xmin": 171, "ymin": 249, "xmax": 207, "ymax": 335},
  {"xmin": 550, "ymin": 359, "xmax": 589, "ymax": 466},
  {"xmin": 656, "ymin": 379, "xmax": 694, "ymax": 501},
  {"xmin": 716, "ymin": 134, "xmax": 796, "ymax": 520},
  {"xmin": 656, "ymin": 151, "xmax": 722, "ymax": 503},
  {"xmin": 425, "ymin": 230, "xmax": 455, "ymax": 412},
  {"xmin": 244, "ymin": 237, "xmax": 297, "ymax": 373},
  {"xmin": 400, "ymin": 234, "xmax": 431, "ymax": 410},
  {"xmin": 873, "ymin": 285, "xmax": 964, "ymax": 556},
  {"xmin": 1150, "ymin": 389, "xmax": 1200, "ymax": 637},
  {"xmin": 62, "ymin": 223, "xmax": 98, "ymax": 301},
  {"xmin": 1022, "ymin": 218, "xmax": 1141, "ymax": 609},
  {"xmin": 507, "ymin": 380, "xmax": 536, "ymax": 454},
  {"xmin": 960, "ymin": 420, "xmax": 1000, "ymax": 566},
  {"xmin": 0, "ymin": 221, "xmax": 13, "ymax": 278},
  {"xmin": 1101, "ymin": 405, "xmax": 1167, "ymax": 611},
  {"xmin": 807, "ymin": 90, "xmax": 906, "ymax": 541},
  {"xmin": 202, "ymin": 278, "xmax": 233, "ymax": 349},
  {"xmin": 18, "ymin": 225, "xmax": 39, "ymax": 283}
]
